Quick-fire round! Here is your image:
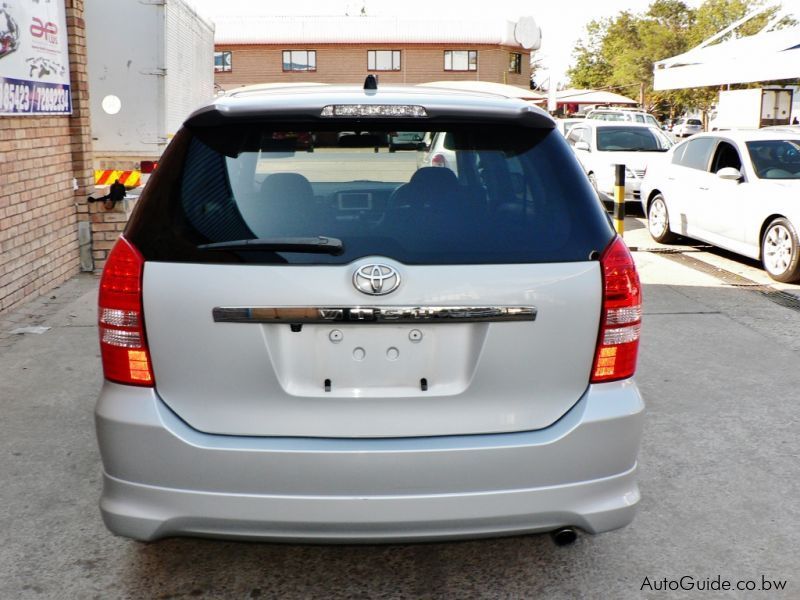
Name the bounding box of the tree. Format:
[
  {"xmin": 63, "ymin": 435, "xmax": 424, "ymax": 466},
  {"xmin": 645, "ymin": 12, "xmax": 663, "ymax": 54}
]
[
  {"xmin": 689, "ymin": 0, "xmax": 771, "ymax": 45},
  {"xmin": 568, "ymin": 1, "xmax": 697, "ymax": 115},
  {"xmin": 568, "ymin": 18, "xmax": 613, "ymax": 89},
  {"xmin": 566, "ymin": 0, "xmax": 775, "ymax": 119}
]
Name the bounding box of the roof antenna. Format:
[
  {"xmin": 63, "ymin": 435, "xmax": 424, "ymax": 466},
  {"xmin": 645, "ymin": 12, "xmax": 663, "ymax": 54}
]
[{"xmin": 364, "ymin": 74, "xmax": 378, "ymax": 90}]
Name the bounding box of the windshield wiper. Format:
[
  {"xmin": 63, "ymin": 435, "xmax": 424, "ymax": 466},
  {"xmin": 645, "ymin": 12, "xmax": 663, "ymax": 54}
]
[{"xmin": 198, "ymin": 236, "xmax": 344, "ymax": 255}]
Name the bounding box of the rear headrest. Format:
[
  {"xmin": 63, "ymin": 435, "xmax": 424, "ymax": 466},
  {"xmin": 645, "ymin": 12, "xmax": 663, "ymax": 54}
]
[
  {"xmin": 260, "ymin": 173, "xmax": 314, "ymax": 203},
  {"xmin": 409, "ymin": 167, "xmax": 458, "ymax": 190}
]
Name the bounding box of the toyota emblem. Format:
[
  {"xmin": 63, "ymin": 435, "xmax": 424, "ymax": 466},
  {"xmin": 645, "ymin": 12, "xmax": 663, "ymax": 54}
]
[{"xmin": 353, "ymin": 264, "xmax": 401, "ymax": 296}]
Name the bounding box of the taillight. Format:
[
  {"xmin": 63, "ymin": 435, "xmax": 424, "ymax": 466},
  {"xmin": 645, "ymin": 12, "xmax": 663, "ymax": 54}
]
[
  {"xmin": 98, "ymin": 236, "xmax": 154, "ymax": 386},
  {"xmin": 140, "ymin": 160, "xmax": 157, "ymax": 174},
  {"xmin": 591, "ymin": 236, "xmax": 642, "ymax": 383},
  {"xmin": 431, "ymin": 154, "xmax": 446, "ymax": 167}
]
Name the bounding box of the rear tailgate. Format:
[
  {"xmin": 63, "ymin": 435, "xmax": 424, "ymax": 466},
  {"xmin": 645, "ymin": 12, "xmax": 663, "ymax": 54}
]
[{"xmin": 144, "ymin": 260, "xmax": 601, "ymax": 438}]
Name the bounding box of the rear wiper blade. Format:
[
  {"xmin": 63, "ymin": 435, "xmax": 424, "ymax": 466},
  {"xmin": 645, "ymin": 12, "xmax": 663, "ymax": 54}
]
[{"xmin": 198, "ymin": 236, "xmax": 344, "ymax": 255}]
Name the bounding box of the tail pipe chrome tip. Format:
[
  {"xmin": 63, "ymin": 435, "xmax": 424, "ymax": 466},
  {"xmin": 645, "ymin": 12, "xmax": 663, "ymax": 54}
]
[{"xmin": 551, "ymin": 527, "xmax": 578, "ymax": 546}]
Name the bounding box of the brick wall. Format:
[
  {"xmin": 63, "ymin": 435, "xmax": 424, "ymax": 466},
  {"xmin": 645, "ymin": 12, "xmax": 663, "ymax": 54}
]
[
  {"xmin": 67, "ymin": 0, "xmax": 94, "ymax": 233},
  {"xmin": 215, "ymin": 44, "xmax": 531, "ymax": 89},
  {"xmin": 0, "ymin": 0, "xmax": 94, "ymax": 314},
  {"xmin": 88, "ymin": 199, "xmax": 133, "ymax": 271}
]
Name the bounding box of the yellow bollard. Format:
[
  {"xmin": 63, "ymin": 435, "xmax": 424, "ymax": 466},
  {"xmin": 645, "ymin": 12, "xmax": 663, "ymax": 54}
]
[{"xmin": 613, "ymin": 164, "xmax": 625, "ymax": 236}]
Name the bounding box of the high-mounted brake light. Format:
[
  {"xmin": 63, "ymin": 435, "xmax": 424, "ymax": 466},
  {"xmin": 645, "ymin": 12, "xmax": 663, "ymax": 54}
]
[
  {"xmin": 591, "ymin": 236, "xmax": 642, "ymax": 383},
  {"xmin": 320, "ymin": 104, "xmax": 428, "ymax": 118},
  {"xmin": 97, "ymin": 236, "xmax": 154, "ymax": 386}
]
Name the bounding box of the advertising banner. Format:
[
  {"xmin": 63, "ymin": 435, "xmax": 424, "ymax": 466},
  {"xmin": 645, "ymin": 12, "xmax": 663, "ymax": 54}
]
[{"xmin": 0, "ymin": 0, "xmax": 71, "ymax": 115}]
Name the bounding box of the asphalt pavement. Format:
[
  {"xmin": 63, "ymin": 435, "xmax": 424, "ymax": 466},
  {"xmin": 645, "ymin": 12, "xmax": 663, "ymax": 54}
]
[{"xmin": 1, "ymin": 220, "xmax": 799, "ymax": 599}]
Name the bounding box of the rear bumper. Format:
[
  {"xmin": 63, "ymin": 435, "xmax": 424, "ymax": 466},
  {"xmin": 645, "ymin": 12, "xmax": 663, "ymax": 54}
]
[
  {"xmin": 95, "ymin": 380, "xmax": 645, "ymax": 542},
  {"xmin": 598, "ymin": 179, "xmax": 642, "ymax": 202}
]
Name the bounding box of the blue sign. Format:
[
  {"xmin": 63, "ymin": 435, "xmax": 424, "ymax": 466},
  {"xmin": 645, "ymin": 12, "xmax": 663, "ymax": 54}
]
[{"xmin": 0, "ymin": 75, "xmax": 70, "ymax": 114}]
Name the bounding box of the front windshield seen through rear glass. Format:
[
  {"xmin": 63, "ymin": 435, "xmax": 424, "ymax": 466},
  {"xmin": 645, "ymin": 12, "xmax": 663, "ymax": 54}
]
[
  {"xmin": 747, "ymin": 139, "xmax": 800, "ymax": 179},
  {"xmin": 596, "ymin": 126, "xmax": 671, "ymax": 152}
]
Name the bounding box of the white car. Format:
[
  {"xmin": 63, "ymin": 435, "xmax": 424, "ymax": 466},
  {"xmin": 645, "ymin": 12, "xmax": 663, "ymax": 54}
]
[
  {"xmin": 420, "ymin": 131, "xmax": 457, "ymax": 174},
  {"xmin": 555, "ymin": 117, "xmax": 586, "ymax": 137},
  {"xmin": 641, "ymin": 131, "xmax": 800, "ymax": 282},
  {"xmin": 586, "ymin": 108, "xmax": 661, "ymax": 129},
  {"xmin": 566, "ymin": 121, "xmax": 673, "ymax": 202},
  {"xmin": 672, "ymin": 118, "xmax": 703, "ymax": 137}
]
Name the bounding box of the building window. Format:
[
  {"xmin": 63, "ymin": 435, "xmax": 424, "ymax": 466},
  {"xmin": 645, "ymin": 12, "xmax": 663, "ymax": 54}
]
[
  {"xmin": 508, "ymin": 53, "xmax": 521, "ymax": 74},
  {"xmin": 444, "ymin": 50, "xmax": 477, "ymax": 71},
  {"xmin": 368, "ymin": 50, "xmax": 401, "ymax": 71},
  {"xmin": 214, "ymin": 51, "xmax": 232, "ymax": 73},
  {"xmin": 282, "ymin": 50, "xmax": 317, "ymax": 72}
]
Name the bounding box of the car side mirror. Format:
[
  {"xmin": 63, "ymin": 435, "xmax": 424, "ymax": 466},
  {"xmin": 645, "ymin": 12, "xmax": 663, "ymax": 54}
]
[
  {"xmin": 574, "ymin": 141, "xmax": 590, "ymax": 152},
  {"xmin": 717, "ymin": 167, "xmax": 742, "ymax": 181}
]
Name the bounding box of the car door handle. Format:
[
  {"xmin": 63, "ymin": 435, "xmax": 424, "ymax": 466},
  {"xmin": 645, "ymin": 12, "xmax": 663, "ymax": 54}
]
[
  {"xmin": 699, "ymin": 186, "xmax": 709, "ymax": 191},
  {"xmin": 666, "ymin": 176, "xmax": 675, "ymax": 181}
]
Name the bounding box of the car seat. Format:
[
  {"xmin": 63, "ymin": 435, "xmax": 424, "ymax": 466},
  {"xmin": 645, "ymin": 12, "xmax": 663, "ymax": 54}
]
[{"xmin": 258, "ymin": 173, "xmax": 321, "ymax": 236}]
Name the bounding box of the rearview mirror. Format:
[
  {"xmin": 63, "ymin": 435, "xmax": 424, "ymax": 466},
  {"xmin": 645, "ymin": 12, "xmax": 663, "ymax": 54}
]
[
  {"xmin": 717, "ymin": 167, "xmax": 742, "ymax": 181},
  {"xmin": 574, "ymin": 141, "xmax": 590, "ymax": 152}
]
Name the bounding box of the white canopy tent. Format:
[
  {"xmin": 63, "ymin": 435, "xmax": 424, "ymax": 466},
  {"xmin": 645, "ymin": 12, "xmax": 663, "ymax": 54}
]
[
  {"xmin": 555, "ymin": 89, "xmax": 638, "ymax": 105},
  {"xmin": 654, "ymin": 8, "xmax": 800, "ymax": 90}
]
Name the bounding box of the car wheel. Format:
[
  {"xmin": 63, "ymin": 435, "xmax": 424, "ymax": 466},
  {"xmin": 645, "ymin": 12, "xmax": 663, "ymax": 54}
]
[
  {"xmin": 761, "ymin": 218, "xmax": 800, "ymax": 282},
  {"xmin": 388, "ymin": 145, "xmax": 396, "ymax": 153},
  {"xmin": 647, "ymin": 194, "xmax": 677, "ymax": 243}
]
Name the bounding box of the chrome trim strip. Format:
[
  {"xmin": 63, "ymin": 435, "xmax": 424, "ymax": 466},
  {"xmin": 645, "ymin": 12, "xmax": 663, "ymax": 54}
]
[{"xmin": 212, "ymin": 306, "xmax": 537, "ymax": 324}]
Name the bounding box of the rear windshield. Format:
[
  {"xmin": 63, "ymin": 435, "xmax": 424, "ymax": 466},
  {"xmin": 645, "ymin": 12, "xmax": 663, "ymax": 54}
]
[
  {"xmin": 596, "ymin": 126, "xmax": 671, "ymax": 152},
  {"xmin": 591, "ymin": 112, "xmax": 627, "ymax": 121},
  {"xmin": 126, "ymin": 124, "xmax": 613, "ymax": 265}
]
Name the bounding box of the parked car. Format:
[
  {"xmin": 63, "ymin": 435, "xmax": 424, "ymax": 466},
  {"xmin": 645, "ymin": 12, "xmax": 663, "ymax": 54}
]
[
  {"xmin": 641, "ymin": 131, "xmax": 800, "ymax": 282},
  {"xmin": 388, "ymin": 131, "xmax": 427, "ymax": 152},
  {"xmin": 586, "ymin": 108, "xmax": 661, "ymax": 129},
  {"xmin": 672, "ymin": 117, "xmax": 703, "ymax": 137},
  {"xmin": 762, "ymin": 124, "xmax": 800, "ymax": 135},
  {"xmin": 555, "ymin": 117, "xmax": 586, "ymax": 137},
  {"xmin": 95, "ymin": 81, "xmax": 645, "ymax": 543},
  {"xmin": 419, "ymin": 130, "xmax": 458, "ymax": 173},
  {"xmin": 565, "ymin": 120, "xmax": 673, "ymax": 202}
]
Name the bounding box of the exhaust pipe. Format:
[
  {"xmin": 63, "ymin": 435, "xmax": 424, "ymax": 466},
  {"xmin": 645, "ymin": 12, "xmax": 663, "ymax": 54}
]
[{"xmin": 551, "ymin": 527, "xmax": 578, "ymax": 546}]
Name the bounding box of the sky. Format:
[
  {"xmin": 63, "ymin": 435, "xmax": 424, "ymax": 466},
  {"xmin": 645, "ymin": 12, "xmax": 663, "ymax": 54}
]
[{"xmin": 186, "ymin": 0, "xmax": 689, "ymax": 83}]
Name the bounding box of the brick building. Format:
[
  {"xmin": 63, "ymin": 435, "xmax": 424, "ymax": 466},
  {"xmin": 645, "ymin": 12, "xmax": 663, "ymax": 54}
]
[
  {"xmin": 0, "ymin": 0, "xmax": 94, "ymax": 314},
  {"xmin": 0, "ymin": 0, "xmax": 138, "ymax": 315},
  {"xmin": 213, "ymin": 16, "xmax": 536, "ymax": 91}
]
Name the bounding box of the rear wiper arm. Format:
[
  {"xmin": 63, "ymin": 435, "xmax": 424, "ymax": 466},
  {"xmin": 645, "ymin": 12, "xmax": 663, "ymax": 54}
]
[{"xmin": 198, "ymin": 236, "xmax": 344, "ymax": 255}]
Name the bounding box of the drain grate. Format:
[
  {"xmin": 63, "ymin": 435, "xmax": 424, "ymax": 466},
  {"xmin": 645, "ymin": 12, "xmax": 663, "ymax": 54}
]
[{"xmin": 652, "ymin": 250, "xmax": 800, "ymax": 313}]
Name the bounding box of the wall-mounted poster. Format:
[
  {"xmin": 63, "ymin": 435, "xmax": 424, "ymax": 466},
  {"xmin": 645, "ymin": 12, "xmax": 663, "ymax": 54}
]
[{"xmin": 1, "ymin": 0, "xmax": 71, "ymax": 115}]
